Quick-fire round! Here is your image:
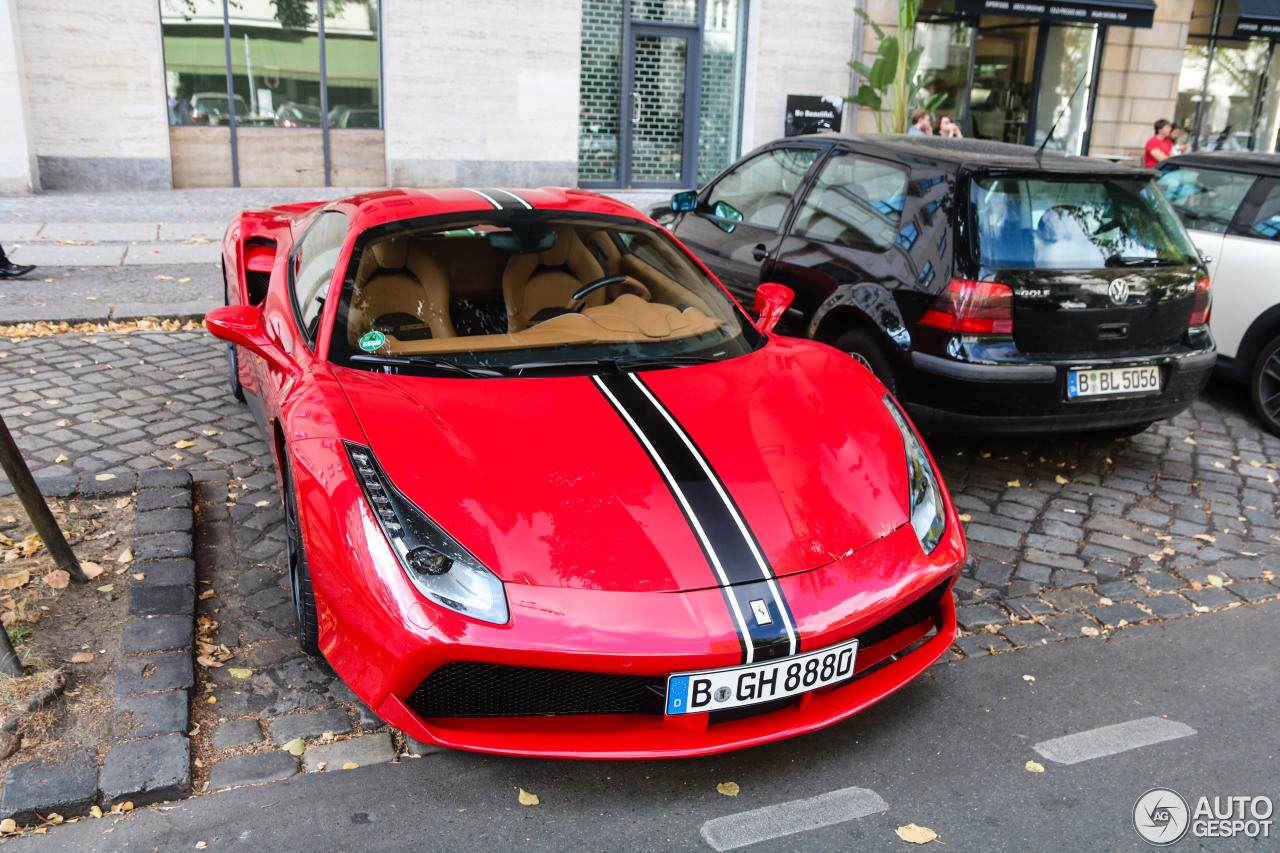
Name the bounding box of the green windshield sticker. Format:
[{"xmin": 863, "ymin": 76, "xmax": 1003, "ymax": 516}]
[{"xmin": 358, "ymin": 331, "xmax": 386, "ymax": 352}]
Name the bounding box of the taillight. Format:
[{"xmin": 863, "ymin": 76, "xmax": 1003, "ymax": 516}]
[
  {"xmin": 919, "ymin": 278, "xmax": 1014, "ymax": 335},
  {"xmin": 1189, "ymin": 276, "xmax": 1211, "ymax": 326}
]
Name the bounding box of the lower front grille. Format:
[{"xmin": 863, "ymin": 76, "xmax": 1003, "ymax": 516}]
[
  {"xmin": 405, "ymin": 578, "xmax": 952, "ymax": 720},
  {"xmin": 406, "ymin": 663, "xmax": 665, "ymax": 718}
]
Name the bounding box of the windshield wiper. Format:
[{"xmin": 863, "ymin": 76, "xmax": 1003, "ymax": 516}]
[
  {"xmin": 508, "ymin": 355, "xmax": 720, "ymax": 374},
  {"xmin": 349, "ymin": 353, "xmax": 504, "ymax": 378},
  {"xmin": 1104, "ymin": 254, "xmax": 1183, "ymax": 268}
]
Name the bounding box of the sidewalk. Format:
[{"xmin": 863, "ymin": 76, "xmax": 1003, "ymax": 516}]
[{"xmin": 0, "ymin": 187, "xmax": 676, "ymax": 325}]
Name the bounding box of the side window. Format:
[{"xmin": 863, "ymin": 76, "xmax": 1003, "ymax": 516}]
[
  {"xmin": 1239, "ymin": 179, "xmax": 1280, "ymax": 242},
  {"xmin": 791, "ymin": 151, "xmax": 908, "ymax": 250},
  {"xmin": 704, "ymin": 148, "xmax": 820, "ymax": 230},
  {"xmin": 291, "ymin": 211, "xmax": 349, "ymax": 345},
  {"xmin": 1155, "ymin": 166, "xmax": 1254, "ymax": 234}
]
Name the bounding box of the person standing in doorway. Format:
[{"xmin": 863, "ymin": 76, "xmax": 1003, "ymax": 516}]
[
  {"xmin": 936, "ymin": 114, "xmax": 963, "ymax": 138},
  {"xmin": 0, "ymin": 245, "xmax": 35, "ymax": 279},
  {"xmin": 1144, "ymin": 119, "xmax": 1174, "ymax": 167},
  {"xmin": 907, "ymin": 108, "xmax": 933, "ymax": 136}
]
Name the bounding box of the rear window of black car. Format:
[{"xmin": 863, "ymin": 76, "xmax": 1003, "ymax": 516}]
[{"xmin": 971, "ymin": 176, "xmax": 1198, "ymax": 269}]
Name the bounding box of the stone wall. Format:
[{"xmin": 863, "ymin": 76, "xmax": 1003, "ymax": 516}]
[
  {"xmin": 745, "ymin": 0, "xmax": 856, "ymax": 148},
  {"xmin": 16, "ymin": 0, "xmax": 171, "ymax": 190},
  {"xmin": 383, "ymin": 0, "xmax": 581, "ymax": 188},
  {"xmin": 1089, "ymin": 0, "xmax": 1192, "ymax": 159},
  {"xmin": 0, "ymin": 0, "xmax": 38, "ymax": 192}
]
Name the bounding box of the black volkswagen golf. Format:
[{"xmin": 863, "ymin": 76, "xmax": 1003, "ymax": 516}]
[{"xmin": 661, "ymin": 135, "xmax": 1216, "ymax": 435}]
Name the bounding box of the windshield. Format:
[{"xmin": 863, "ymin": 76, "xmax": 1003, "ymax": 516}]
[
  {"xmin": 330, "ymin": 213, "xmax": 760, "ymax": 376},
  {"xmin": 970, "ymin": 175, "xmax": 1199, "ymax": 269}
]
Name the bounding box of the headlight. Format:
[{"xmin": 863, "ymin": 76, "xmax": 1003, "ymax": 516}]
[
  {"xmin": 881, "ymin": 395, "xmax": 946, "ymax": 555},
  {"xmin": 345, "ymin": 442, "xmax": 509, "ymax": 625}
]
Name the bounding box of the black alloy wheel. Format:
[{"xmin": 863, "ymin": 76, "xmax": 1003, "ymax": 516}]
[
  {"xmin": 833, "ymin": 328, "xmax": 897, "ymax": 395},
  {"xmin": 282, "ymin": 458, "xmax": 321, "ymax": 656},
  {"xmin": 226, "ymin": 343, "xmax": 246, "ymax": 403},
  {"xmin": 1251, "ymin": 335, "xmax": 1280, "ymax": 437}
]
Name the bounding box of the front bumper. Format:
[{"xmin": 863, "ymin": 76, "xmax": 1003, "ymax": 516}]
[
  {"xmin": 293, "ymin": 442, "xmax": 966, "ymax": 758},
  {"xmin": 904, "ymin": 347, "xmax": 1216, "ymax": 434}
]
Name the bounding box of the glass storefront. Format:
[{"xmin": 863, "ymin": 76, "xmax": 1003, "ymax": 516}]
[
  {"xmin": 918, "ymin": 3, "xmax": 1109, "ymax": 155},
  {"xmin": 1175, "ymin": 0, "xmax": 1280, "ymax": 153},
  {"xmin": 578, "ymin": 0, "xmax": 747, "ymax": 188},
  {"xmin": 160, "ymin": 0, "xmax": 381, "ymax": 130}
]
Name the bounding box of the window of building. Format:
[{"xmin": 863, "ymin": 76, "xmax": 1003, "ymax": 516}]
[{"xmin": 160, "ymin": 0, "xmax": 381, "ymax": 130}]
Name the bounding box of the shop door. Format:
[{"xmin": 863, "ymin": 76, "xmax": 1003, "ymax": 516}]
[{"xmin": 623, "ymin": 26, "xmax": 701, "ymax": 188}]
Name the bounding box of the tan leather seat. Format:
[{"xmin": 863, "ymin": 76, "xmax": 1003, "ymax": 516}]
[
  {"xmin": 351, "ymin": 237, "xmax": 456, "ymax": 343},
  {"xmin": 501, "ymin": 227, "xmax": 607, "ymax": 333}
]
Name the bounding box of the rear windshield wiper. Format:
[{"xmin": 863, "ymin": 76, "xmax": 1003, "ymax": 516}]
[
  {"xmin": 1104, "ymin": 254, "xmax": 1184, "ymax": 268},
  {"xmin": 349, "ymin": 353, "xmax": 504, "ymax": 378}
]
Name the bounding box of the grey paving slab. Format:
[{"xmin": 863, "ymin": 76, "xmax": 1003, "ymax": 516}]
[
  {"xmin": 36, "ymin": 223, "xmax": 159, "ymax": 242},
  {"xmin": 0, "ymin": 223, "xmax": 42, "ymax": 241},
  {"xmin": 6, "ymin": 243, "xmax": 126, "ymax": 266},
  {"xmin": 123, "ymin": 243, "xmax": 221, "ymax": 265},
  {"xmin": 157, "ymin": 222, "xmax": 224, "ymax": 241},
  {"xmin": 301, "ymin": 732, "xmax": 396, "ymax": 773}
]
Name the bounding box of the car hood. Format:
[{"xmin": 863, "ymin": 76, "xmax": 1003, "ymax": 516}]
[{"xmin": 333, "ymin": 342, "xmax": 910, "ymax": 593}]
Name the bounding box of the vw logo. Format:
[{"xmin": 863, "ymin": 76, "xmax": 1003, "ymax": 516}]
[{"xmin": 1108, "ymin": 279, "xmax": 1131, "ymax": 305}]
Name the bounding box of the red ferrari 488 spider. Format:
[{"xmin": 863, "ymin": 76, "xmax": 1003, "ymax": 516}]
[{"xmin": 205, "ymin": 187, "xmax": 966, "ymax": 759}]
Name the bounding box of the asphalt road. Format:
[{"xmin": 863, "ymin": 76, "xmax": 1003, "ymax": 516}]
[{"xmin": 11, "ymin": 599, "xmax": 1275, "ymax": 853}]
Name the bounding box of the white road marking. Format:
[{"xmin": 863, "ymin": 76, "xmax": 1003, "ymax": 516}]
[
  {"xmin": 1033, "ymin": 716, "xmax": 1196, "ymax": 765},
  {"xmin": 700, "ymin": 787, "xmax": 889, "ymax": 851}
]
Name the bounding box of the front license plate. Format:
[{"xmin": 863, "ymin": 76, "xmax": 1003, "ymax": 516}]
[
  {"xmin": 665, "ymin": 638, "xmax": 858, "ymax": 716},
  {"xmin": 1068, "ymin": 365, "xmax": 1161, "ymax": 399}
]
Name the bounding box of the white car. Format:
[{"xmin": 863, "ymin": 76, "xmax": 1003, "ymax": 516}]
[{"xmin": 1157, "ymin": 153, "xmax": 1280, "ymax": 435}]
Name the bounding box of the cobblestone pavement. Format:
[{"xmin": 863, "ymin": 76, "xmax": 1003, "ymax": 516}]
[{"xmin": 1, "ymin": 329, "xmax": 1279, "ymax": 785}]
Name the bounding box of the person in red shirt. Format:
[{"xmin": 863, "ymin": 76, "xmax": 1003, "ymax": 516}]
[{"xmin": 1144, "ymin": 119, "xmax": 1174, "ymax": 168}]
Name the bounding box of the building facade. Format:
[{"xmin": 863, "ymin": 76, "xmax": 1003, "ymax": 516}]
[{"xmin": 1, "ymin": 0, "xmax": 1277, "ymax": 195}]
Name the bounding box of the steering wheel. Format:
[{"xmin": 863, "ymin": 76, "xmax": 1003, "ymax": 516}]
[{"xmin": 571, "ymin": 275, "xmax": 650, "ymax": 302}]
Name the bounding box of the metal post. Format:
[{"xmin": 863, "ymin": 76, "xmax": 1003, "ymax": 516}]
[
  {"xmin": 223, "ymin": 0, "xmax": 240, "ymax": 187},
  {"xmin": 1193, "ymin": 0, "xmax": 1225, "ymax": 151},
  {"xmin": 318, "ymin": 0, "xmax": 332, "ymax": 187},
  {"xmin": 0, "ymin": 415, "xmax": 88, "ymax": 585},
  {"xmin": 0, "ymin": 623, "xmax": 22, "ymax": 677}
]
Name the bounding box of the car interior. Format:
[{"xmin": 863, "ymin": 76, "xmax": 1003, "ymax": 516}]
[{"xmin": 342, "ymin": 221, "xmax": 725, "ymax": 356}]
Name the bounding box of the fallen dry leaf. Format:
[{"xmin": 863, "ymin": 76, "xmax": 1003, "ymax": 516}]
[
  {"xmin": 1193, "ymin": 534, "xmax": 1216, "ymax": 543},
  {"xmin": 196, "ymin": 843, "xmax": 207, "ymax": 850},
  {"xmin": 198, "ymin": 588, "xmax": 216, "ymax": 600},
  {"xmin": 115, "ymin": 497, "xmax": 131, "ymax": 509},
  {"xmin": 71, "ymin": 652, "xmax": 94, "ymax": 663},
  {"xmin": 1054, "ymin": 474, "xmax": 1068, "ymax": 484},
  {"xmin": 202, "ymin": 429, "xmax": 220, "ymax": 436},
  {"xmin": 2, "ymin": 570, "xmax": 30, "ymax": 590},
  {"xmin": 716, "ymin": 782, "xmax": 740, "ymax": 796},
  {"xmin": 0, "ymin": 819, "xmax": 17, "ymax": 833},
  {"xmin": 117, "ymin": 546, "xmax": 133, "ymax": 563},
  {"xmin": 97, "ymin": 584, "xmax": 114, "ymax": 593},
  {"xmin": 342, "ymin": 761, "xmax": 360, "ymax": 770},
  {"xmin": 958, "ymin": 513, "xmax": 971, "ymax": 522},
  {"xmin": 1006, "ymin": 479, "xmax": 1021, "ymax": 488},
  {"xmin": 132, "ymin": 572, "xmax": 145, "ymax": 580},
  {"xmin": 44, "ymin": 569, "xmax": 70, "ymax": 589},
  {"xmin": 895, "ymin": 824, "xmax": 938, "ymax": 844},
  {"xmin": 283, "ymin": 738, "xmax": 305, "ymax": 756},
  {"xmin": 517, "ymin": 788, "xmax": 540, "ymax": 806},
  {"xmin": 1081, "ymin": 625, "xmax": 1100, "ymax": 637},
  {"xmin": 254, "ymin": 500, "xmax": 271, "ymax": 507},
  {"xmin": 89, "ymin": 806, "xmax": 102, "ymax": 819},
  {"xmin": 94, "ymin": 473, "xmax": 116, "ymax": 482},
  {"xmin": 1026, "ymin": 760, "xmax": 1045, "ymax": 773},
  {"xmin": 1021, "ymin": 674, "xmax": 1035, "ymax": 682},
  {"xmin": 228, "ymin": 668, "xmax": 253, "ymax": 679},
  {"xmin": 173, "ymin": 440, "xmax": 196, "ymax": 449},
  {"xmin": 316, "ymin": 761, "xmax": 328, "ymax": 771},
  {"xmin": 1206, "ymin": 574, "xmax": 1224, "ymax": 588},
  {"xmin": 54, "ymin": 453, "xmax": 68, "ymax": 463}
]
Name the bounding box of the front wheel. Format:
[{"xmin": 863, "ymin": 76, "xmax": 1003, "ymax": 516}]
[
  {"xmin": 282, "ymin": 458, "xmax": 321, "ymax": 656},
  {"xmin": 226, "ymin": 343, "xmax": 246, "ymax": 403},
  {"xmin": 832, "ymin": 328, "xmax": 897, "ymax": 395},
  {"xmin": 1250, "ymin": 334, "xmax": 1280, "ymax": 436}
]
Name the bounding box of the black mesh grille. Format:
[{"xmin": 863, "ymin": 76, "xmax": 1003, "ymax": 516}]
[
  {"xmin": 406, "ymin": 663, "xmax": 666, "ymax": 718},
  {"xmin": 405, "ymin": 578, "xmax": 952, "ymax": 720}
]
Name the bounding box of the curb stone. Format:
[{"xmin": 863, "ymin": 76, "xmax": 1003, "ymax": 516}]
[{"xmin": 0, "ymin": 470, "xmax": 197, "ymax": 823}]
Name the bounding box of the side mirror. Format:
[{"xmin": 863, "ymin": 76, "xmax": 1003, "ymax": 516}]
[
  {"xmin": 672, "ymin": 190, "xmax": 698, "ymax": 212},
  {"xmin": 206, "ymin": 305, "xmax": 294, "ymax": 374},
  {"xmin": 753, "ymin": 282, "xmax": 795, "ymax": 334}
]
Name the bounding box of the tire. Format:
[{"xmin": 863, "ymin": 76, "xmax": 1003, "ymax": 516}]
[
  {"xmin": 226, "ymin": 342, "xmax": 246, "ymax": 403},
  {"xmin": 832, "ymin": 328, "xmax": 897, "ymax": 395},
  {"xmin": 1250, "ymin": 334, "xmax": 1280, "ymax": 437},
  {"xmin": 282, "ymin": 459, "xmax": 321, "ymax": 656}
]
